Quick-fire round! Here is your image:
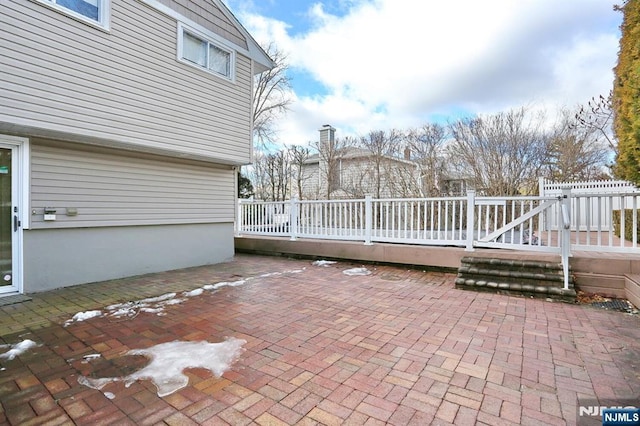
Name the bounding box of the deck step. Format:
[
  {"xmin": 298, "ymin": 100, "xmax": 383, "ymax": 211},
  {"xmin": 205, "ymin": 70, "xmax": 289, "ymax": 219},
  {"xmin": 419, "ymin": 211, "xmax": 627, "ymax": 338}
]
[
  {"xmin": 625, "ymin": 274, "xmax": 640, "ymax": 309},
  {"xmin": 455, "ymin": 256, "xmax": 576, "ymax": 302}
]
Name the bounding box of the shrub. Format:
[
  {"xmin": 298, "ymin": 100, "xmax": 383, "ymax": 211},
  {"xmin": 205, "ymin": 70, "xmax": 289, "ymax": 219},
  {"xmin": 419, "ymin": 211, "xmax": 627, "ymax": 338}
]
[{"xmin": 613, "ymin": 209, "xmax": 640, "ymax": 242}]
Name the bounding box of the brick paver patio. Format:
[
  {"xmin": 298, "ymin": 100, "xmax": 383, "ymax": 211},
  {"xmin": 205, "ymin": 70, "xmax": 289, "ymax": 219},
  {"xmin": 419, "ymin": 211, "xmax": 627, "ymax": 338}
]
[{"xmin": 0, "ymin": 254, "xmax": 639, "ymax": 425}]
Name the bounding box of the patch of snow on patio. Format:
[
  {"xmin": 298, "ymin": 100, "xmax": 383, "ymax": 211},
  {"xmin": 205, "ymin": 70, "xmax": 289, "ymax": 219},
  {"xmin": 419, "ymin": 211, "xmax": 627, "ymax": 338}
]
[
  {"xmin": 78, "ymin": 337, "xmax": 246, "ymax": 397},
  {"xmin": 201, "ymin": 269, "xmax": 304, "ymax": 293},
  {"xmin": 183, "ymin": 288, "xmax": 204, "ymax": 297},
  {"xmin": 65, "ymin": 293, "xmax": 187, "ymax": 326},
  {"xmin": 141, "ymin": 293, "xmax": 178, "ymax": 304},
  {"xmin": 203, "ymin": 279, "xmax": 246, "ymax": 291},
  {"xmin": 0, "ymin": 339, "xmax": 38, "ymax": 360},
  {"xmin": 64, "ymin": 310, "xmax": 103, "ymax": 326},
  {"xmin": 105, "ymin": 294, "xmax": 185, "ymax": 319},
  {"xmin": 139, "ymin": 308, "xmax": 164, "ymax": 314},
  {"xmin": 343, "ymin": 267, "xmax": 372, "ymax": 276},
  {"xmin": 258, "ymin": 269, "xmax": 305, "ymax": 277},
  {"xmin": 82, "ymin": 354, "xmax": 101, "ymax": 363},
  {"xmin": 312, "ymin": 260, "xmax": 337, "ymax": 267},
  {"xmin": 65, "ymin": 268, "xmax": 308, "ymax": 326}
]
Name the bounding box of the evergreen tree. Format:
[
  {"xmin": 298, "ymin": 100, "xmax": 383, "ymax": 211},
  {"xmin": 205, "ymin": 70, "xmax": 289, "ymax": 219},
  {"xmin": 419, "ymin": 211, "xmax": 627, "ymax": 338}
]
[
  {"xmin": 613, "ymin": 0, "xmax": 640, "ymax": 184},
  {"xmin": 237, "ymin": 171, "xmax": 254, "ymax": 199}
]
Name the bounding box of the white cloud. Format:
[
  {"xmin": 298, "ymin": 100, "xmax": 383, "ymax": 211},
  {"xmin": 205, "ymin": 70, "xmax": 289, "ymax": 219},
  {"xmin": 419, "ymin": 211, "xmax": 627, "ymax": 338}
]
[{"xmin": 232, "ymin": 0, "xmax": 621, "ymax": 146}]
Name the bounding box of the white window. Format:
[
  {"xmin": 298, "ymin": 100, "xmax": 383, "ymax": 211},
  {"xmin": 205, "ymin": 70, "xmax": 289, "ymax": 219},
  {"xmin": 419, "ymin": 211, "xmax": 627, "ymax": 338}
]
[
  {"xmin": 34, "ymin": 0, "xmax": 110, "ymax": 28},
  {"xmin": 178, "ymin": 26, "xmax": 234, "ymax": 80}
]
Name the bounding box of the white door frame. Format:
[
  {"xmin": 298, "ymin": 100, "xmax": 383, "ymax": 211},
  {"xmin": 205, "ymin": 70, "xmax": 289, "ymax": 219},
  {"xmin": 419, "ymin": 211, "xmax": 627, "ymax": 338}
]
[{"xmin": 0, "ymin": 135, "xmax": 29, "ymax": 295}]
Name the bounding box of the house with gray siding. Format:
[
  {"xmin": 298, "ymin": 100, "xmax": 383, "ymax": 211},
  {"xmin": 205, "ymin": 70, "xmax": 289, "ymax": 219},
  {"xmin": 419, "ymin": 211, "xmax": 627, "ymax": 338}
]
[{"xmin": 0, "ymin": 0, "xmax": 273, "ymax": 293}]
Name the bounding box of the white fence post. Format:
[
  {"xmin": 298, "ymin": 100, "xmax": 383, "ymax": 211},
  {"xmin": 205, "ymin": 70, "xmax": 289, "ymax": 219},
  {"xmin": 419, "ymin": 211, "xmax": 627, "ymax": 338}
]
[
  {"xmin": 290, "ymin": 198, "xmax": 298, "ymax": 241},
  {"xmin": 560, "ymin": 188, "xmax": 572, "ymax": 290},
  {"xmin": 465, "ymin": 190, "xmax": 476, "ymax": 251},
  {"xmin": 236, "ymin": 199, "xmax": 243, "ymax": 236},
  {"xmin": 538, "ymin": 177, "xmax": 545, "ymax": 197},
  {"xmin": 539, "ymin": 177, "xmax": 548, "ymax": 232},
  {"xmin": 365, "ymin": 195, "xmax": 373, "ymax": 245}
]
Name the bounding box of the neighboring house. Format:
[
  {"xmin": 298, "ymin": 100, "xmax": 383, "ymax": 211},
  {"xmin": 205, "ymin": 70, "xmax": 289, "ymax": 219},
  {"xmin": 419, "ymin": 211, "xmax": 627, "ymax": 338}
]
[
  {"xmin": 298, "ymin": 126, "xmax": 421, "ymax": 199},
  {"xmin": 440, "ymin": 172, "xmax": 476, "ymax": 196},
  {"xmin": 0, "ymin": 0, "xmax": 273, "ymax": 293}
]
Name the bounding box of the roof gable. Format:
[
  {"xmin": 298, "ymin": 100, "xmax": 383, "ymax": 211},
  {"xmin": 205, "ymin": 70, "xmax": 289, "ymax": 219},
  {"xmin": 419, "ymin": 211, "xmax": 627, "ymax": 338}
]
[{"xmin": 140, "ymin": 0, "xmax": 274, "ymax": 73}]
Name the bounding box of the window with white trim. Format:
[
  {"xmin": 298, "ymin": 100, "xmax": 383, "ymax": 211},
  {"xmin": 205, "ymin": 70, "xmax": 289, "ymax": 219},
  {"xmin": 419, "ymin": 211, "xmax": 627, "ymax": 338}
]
[
  {"xmin": 179, "ymin": 27, "xmax": 234, "ymax": 80},
  {"xmin": 34, "ymin": 0, "xmax": 110, "ymax": 28}
]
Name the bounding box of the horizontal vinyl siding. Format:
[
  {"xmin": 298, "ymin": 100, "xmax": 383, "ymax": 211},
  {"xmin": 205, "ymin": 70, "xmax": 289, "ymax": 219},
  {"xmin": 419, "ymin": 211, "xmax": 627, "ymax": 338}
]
[
  {"xmin": 300, "ymin": 163, "xmax": 321, "ymax": 199},
  {"xmin": 154, "ymin": 0, "xmax": 247, "ymax": 49},
  {"xmin": 30, "ymin": 139, "xmax": 235, "ymax": 228},
  {"xmin": 0, "ymin": 0, "xmax": 253, "ymax": 164}
]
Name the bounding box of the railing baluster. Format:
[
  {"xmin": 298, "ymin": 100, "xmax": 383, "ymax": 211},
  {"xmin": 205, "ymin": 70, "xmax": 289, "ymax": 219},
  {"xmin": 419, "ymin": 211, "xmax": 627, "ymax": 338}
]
[
  {"xmin": 510, "ymin": 200, "xmax": 516, "ymax": 244},
  {"xmin": 620, "ymin": 195, "xmax": 625, "ymax": 248},
  {"xmin": 585, "ymin": 196, "xmax": 591, "ymax": 246},
  {"xmin": 404, "ymin": 201, "xmax": 409, "ymax": 239},
  {"xmin": 430, "ymin": 201, "xmax": 435, "ymax": 240},
  {"xmin": 608, "ymin": 195, "xmax": 614, "ymax": 247},
  {"xmin": 492, "ymin": 204, "xmax": 498, "ymax": 240},
  {"xmin": 527, "ymin": 200, "xmax": 533, "ymax": 246},
  {"xmin": 575, "ymin": 196, "xmax": 581, "ymax": 245},
  {"xmin": 633, "ymin": 196, "xmax": 638, "ymax": 248},
  {"xmin": 410, "ymin": 201, "xmax": 414, "ymax": 240},
  {"xmin": 518, "ymin": 201, "xmax": 523, "ymax": 245},
  {"xmin": 385, "ymin": 202, "xmax": 389, "ymax": 238},
  {"xmin": 444, "ymin": 200, "xmax": 449, "ymax": 240},
  {"xmin": 597, "ymin": 196, "xmax": 602, "ymax": 246}
]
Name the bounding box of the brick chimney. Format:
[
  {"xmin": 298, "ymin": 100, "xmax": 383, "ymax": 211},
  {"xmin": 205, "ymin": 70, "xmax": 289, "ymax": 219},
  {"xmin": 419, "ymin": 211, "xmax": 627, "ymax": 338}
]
[
  {"xmin": 319, "ymin": 124, "xmax": 335, "ymax": 146},
  {"xmin": 404, "ymin": 147, "xmax": 411, "ymax": 161}
]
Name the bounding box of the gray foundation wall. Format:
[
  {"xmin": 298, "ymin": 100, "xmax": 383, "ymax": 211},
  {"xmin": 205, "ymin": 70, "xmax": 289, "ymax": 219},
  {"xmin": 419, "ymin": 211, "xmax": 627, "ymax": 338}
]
[{"xmin": 24, "ymin": 222, "xmax": 234, "ymax": 293}]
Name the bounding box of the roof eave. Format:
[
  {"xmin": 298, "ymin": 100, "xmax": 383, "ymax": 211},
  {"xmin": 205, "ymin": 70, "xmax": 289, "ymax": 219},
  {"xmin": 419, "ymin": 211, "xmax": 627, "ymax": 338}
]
[{"xmin": 211, "ymin": 0, "xmax": 275, "ymax": 73}]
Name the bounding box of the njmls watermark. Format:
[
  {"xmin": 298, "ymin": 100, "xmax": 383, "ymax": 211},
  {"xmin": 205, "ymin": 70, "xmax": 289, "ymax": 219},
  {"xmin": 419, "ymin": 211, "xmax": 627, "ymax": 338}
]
[{"xmin": 577, "ymin": 398, "xmax": 640, "ymax": 426}]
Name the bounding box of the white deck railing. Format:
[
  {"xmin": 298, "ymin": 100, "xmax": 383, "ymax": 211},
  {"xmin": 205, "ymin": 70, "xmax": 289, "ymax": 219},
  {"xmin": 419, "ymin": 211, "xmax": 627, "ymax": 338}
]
[
  {"xmin": 568, "ymin": 192, "xmax": 639, "ymax": 252},
  {"xmin": 237, "ymin": 189, "xmax": 640, "ymax": 290},
  {"xmin": 540, "ymin": 177, "xmax": 639, "ymax": 231}
]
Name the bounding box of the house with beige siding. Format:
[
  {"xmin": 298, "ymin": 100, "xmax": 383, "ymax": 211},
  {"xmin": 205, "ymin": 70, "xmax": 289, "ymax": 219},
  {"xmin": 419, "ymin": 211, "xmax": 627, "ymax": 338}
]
[
  {"xmin": 298, "ymin": 126, "xmax": 421, "ymax": 200},
  {"xmin": 0, "ymin": 0, "xmax": 273, "ymax": 293}
]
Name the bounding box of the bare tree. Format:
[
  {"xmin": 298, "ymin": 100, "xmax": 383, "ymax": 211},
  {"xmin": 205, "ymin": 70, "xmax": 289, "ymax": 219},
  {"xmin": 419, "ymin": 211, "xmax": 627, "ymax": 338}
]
[
  {"xmin": 247, "ymin": 152, "xmax": 268, "ymax": 200},
  {"xmin": 289, "ymin": 145, "xmax": 312, "ymax": 199},
  {"xmin": 252, "ymin": 43, "xmax": 292, "ymax": 148},
  {"xmin": 312, "ymin": 136, "xmax": 354, "ymax": 199},
  {"xmin": 386, "ymin": 159, "xmax": 423, "ymax": 198},
  {"xmin": 268, "ymin": 150, "xmax": 292, "ymax": 201},
  {"xmin": 248, "ymin": 152, "xmax": 270, "ymax": 201},
  {"xmin": 250, "ymin": 149, "xmax": 291, "ymax": 201},
  {"xmin": 545, "ymin": 108, "xmax": 611, "ymax": 181},
  {"xmin": 406, "ymin": 124, "xmax": 448, "ymax": 196},
  {"xmin": 573, "ymin": 92, "xmax": 616, "ymax": 154},
  {"xmin": 359, "ymin": 129, "xmax": 403, "ymax": 198},
  {"xmin": 448, "ymin": 107, "xmax": 549, "ymax": 196}
]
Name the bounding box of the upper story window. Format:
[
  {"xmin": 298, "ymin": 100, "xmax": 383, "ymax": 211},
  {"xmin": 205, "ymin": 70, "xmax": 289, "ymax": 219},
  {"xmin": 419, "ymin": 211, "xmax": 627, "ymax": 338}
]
[
  {"xmin": 34, "ymin": 0, "xmax": 110, "ymax": 28},
  {"xmin": 178, "ymin": 25, "xmax": 235, "ymax": 81}
]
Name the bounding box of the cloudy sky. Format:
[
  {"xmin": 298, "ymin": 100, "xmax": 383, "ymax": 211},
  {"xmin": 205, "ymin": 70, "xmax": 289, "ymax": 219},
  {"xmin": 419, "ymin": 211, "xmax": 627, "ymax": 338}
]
[{"xmin": 225, "ymin": 0, "xmax": 622, "ymax": 147}]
